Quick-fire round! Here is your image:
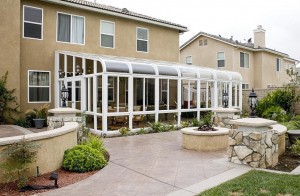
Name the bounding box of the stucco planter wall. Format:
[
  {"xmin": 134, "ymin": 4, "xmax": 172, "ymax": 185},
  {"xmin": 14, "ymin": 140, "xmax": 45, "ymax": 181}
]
[
  {"xmin": 0, "ymin": 122, "xmax": 79, "ymax": 183},
  {"xmin": 270, "ymin": 124, "xmax": 287, "ymax": 156},
  {"xmin": 181, "ymin": 127, "xmax": 229, "ymax": 151}
]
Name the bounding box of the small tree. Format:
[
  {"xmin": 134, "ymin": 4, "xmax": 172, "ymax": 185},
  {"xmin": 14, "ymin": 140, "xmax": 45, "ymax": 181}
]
[
  {"xmin": 0, "ymin": 71, "xmax": 19, "ymax": 123},
  {"xmin": 0, "ymin": 138, "xmax": 40, "ymax": 188},
  {"xmin": 285, "ymin": 68, "xmax": 300, "ymax": 116}
]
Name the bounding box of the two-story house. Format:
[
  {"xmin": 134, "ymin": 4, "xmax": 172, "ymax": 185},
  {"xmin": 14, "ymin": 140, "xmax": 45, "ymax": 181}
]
[
  {"xmin": 0, "ymin": 0, "xmax": 188, "ymax": 113},
  {"xmin": 180, "ymin": 25, "xmax": 298, "ymax": 89}
]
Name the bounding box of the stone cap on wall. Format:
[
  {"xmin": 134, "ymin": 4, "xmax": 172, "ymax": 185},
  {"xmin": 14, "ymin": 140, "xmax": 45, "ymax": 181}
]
[
  {"xmin": 212, "ymin": 108, "xmax": 240, "ymax": 113},
  {"xmin": 48, "ymin": 107, "xmax": 81, "ymax": 114},
  {"xmin": 181, "ymin": 127, "xmax": 229, "ymax": 136},
  {"xmin": 230, "ymin": 118, "xmax": 277, "ymax": 127}
]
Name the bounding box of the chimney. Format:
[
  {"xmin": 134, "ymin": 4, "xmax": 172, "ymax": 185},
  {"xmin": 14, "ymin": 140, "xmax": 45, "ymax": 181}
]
[{"xmin": 253, "ymin": 25, "xmax": 265, "ymax": 48}]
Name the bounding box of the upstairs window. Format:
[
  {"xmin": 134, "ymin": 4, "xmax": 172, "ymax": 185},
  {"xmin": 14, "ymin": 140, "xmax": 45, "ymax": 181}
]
[
  {"xmin": 57, "ymin": 13, "xmax": 85, "ymax": 44},
  {"xmin": 186, "ymin": 56, "xmax": 192, "ymax": 65},
  {"xmin": 137, "ymin": 27, "xmax": 148, "ymax": 52},
  {"xmin": 100, "ymin": 21, "xmax": 115, "ymax": 48},
  {"xmin": 240, "ymin": 52, "xmax": 249, "ymax": 68},
  {"xmin": 28, "ymin": 71, "xmax": 50, "ymax": 102},
  {"xmin": 242, "ymin": 83, "xmax": 249, "ymax": 89},
  {"xmin": 23, "ymin": 5, "xmax": 43, "ymax": 40},
  {"xmin": 276, "ymin": 58, "xmax": 281, "ymax": 72},
  {"xmin": 217, "ymin": 52, "xmax": 225, "ymax": 67}
]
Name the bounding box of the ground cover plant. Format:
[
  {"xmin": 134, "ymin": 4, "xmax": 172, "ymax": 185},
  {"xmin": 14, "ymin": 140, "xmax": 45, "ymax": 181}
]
[{"xmin": 199, "ymin": 170, "xmax": 300, "ymax": 196}]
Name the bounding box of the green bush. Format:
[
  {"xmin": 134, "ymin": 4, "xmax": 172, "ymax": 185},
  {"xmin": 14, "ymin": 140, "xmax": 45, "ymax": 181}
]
[
  {"xmin": 256, "ymin": 89, "xmax": 294, "ymax": 117},
  {"xmin": 82, "ymin": 133, "xmax": 105, "ymax": 154},
  {"xmin": 15, "ymin": 117, "xmax": 30, "ymax": 128},
  {"xmin": 261, "ymin": 106, "xmax": 288, "ymax": 122},
  {"xmin": 119, "ymin": 127, "xmax": 130, "ymax": 136},
  {"xmin": 62, "ymin": 145, "xmax": 107, "ymax": 172},
  {"xmin": 148, "ymin": 122, "xmax": 174, "ymax": 132},
  {"xmin": 181, "ymin": 121, "xmax": 190, "ymax": 128},
  {"xmin": 291, "ymin": 139, "xmax": 300, "ymax": 156},
  {"xmin": 191, "ymin": 118, "xmax": 201, "ymax": 126}
]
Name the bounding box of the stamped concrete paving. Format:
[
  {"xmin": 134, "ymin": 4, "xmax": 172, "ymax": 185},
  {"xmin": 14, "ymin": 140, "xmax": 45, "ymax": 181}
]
[{"xmin": 39, "ymin": 131, "xmax": 238, "ymax": 196}]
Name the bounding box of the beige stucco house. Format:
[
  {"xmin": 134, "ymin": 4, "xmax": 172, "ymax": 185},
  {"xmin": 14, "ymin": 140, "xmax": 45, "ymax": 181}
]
[
  {"xmin": 180, "ymin": 25, "xmax": 299, "ymax": 89},
  {"xmin": 0, "ymin": 0, "xmax": 188, "ymax": 113}
]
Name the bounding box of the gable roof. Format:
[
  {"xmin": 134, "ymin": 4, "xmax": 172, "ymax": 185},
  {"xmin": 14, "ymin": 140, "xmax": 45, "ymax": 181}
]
[
  {"xmin": 180, "ymin": 31, "xmax": 298, "ymax": 63},
  {"xmin": 43, "ymin": 0, "xmax": 188, "ymax": 33}
]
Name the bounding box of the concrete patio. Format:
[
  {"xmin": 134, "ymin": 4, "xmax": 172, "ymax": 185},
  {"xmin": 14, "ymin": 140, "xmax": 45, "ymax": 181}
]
[{"xmin": 39, "ymin": 131, "xmax": 250, "ymax": 196}]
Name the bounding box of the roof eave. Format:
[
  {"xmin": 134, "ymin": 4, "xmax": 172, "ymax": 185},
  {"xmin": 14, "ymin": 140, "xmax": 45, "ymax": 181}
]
[{"xmin": 42, "ymin": 0, "xmax": 188, "ymax": 33}]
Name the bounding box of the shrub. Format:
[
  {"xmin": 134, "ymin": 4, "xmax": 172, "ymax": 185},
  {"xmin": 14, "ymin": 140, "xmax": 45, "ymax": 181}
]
[
  {"xmin": 149, "ymin": 122, "xmax": 173, "ymax": 132},
  {"xmin": 262, "ymin": 106, "xmax": 288, "ymax": 122},
  {"xmin": 15, "ymin": 117, "xmax": 30, "ymax": 128},
  {"xmin": 0, "ymin": 138, "xmax": 40, "ymax": 188},
  {"xmin": 119, "ymin": 127, "xmax": 130, "ymax": 136},
  {"xmin": 181, "ymin": 121, "xmax": 190, "ymax": 128},
  {"xmin": 136, "ymin": 128, "xmax": 146, "ymax": 135},
  {"xmin": 201, "ymin": 112, "xmax": 212, "ymax": 126},
  {"xmin": 291, "ymin": 139, "xmax": 300, "ymax": 156},
  {"xmin": 82, "ymin": 133, "xmax": 105, "ymax": 154},
  {"xmin": 191, "ymin": 118, "xmax": 201, "ymax": 126},
  {"xmin": 62, "ymin": 145, "xmax": 107, "ymax": 172}
]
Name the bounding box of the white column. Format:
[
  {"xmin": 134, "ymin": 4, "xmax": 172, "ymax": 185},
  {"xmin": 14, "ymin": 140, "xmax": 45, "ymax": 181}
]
[
  {"xmin": 213, "ymin": 81, "xmax": 218, "ymax": 108},
  {"xmin": 154, "ymin": 77, "xmax": 159, "ymax": 122},
  {"xmin": 177, "ymin": 79, "xmax": 181, "ymax": 127},
  {"xmin": 197, "ymin": 80, "xmax": 201, "ymax": 119},
  {"xmin": 229, "ymin": 82, "xmax": 233, "ymax": 108},
  {"xmin": 93, "ymin": 62, "xmax": 97, "ymax": 130},
  {"xmin": 54, "ymin": 52, "xmax": 60, "ymax": 108},
  {"xmin": 81, "ymin": 59, "xmax": 86, "ymax": 111},
  {"xmin": 239, "ymin": 83, "xmax": 243, "ymax": 111},
  {"xmin": 102, "ymin": 74, "xmax": 108, "ymax": 132},
  {"xmin": 128, "ymin": 76, "xmax": 133, "ymax": 130}
]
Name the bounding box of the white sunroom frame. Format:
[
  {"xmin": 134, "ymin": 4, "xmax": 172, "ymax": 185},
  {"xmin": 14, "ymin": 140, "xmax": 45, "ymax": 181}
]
[{"xmin": 55, "ymin": 50, "xmax": 243, "ymax": 133}]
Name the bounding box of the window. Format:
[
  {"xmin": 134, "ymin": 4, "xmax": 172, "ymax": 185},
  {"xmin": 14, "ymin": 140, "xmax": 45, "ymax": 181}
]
[
  {"xmin": 57, "ymin": 13, "xmax": 85, "ymax": 44},
  {"xmin": 204, "ymin": 39, "xmax": 208, "ymax": 45},
  {"xmin": 137, "ymin": 27, "xmax": 148, "ymax": 52},
  {"xmin": 217, "ymin": 52, "xmax": 225, "ymax": 67},
  {"xmin": 28, "ymin": 71, "xmax": 50, "ymax": 102},
  {"xmin": 240, "ymin": 52, "xmax": 249, "ymax": 68},
  {"xmin": 276, "ymin": 58, "xmax": 281, "ymax": 72},
  {"xmin": 108, "ymin": 77, "xmax": 114, "ymax": 101},
  {"xmin": 242, "ymin": 83, "xmax": 249, "ymax": 90},
  {"xmin": 186, "ymin": 56, "xmax": 192, "ymax": 65},
  {"xmin": 199, "ymin": 40, "xmax": 203, "ymax": 46},
  {"xmin": 100, "ymin": 21, "xmax": 115, "ymax": 48},
  {"xmin": 23, "ymin": 5, "xmax": 43, "ymax": 39}
]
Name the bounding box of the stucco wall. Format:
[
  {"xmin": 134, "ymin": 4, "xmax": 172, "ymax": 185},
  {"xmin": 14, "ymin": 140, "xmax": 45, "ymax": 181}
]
[
  {"xmin": 0, "ymin": 122, "xmax": 78, "ymax": 183},
  {"xmin": 0, "ymin": 0, "xmax": 21, "ymax": 112},
  {"xmin": 2, "ymin": 0, "xmax": 181, "ymax": 113}
]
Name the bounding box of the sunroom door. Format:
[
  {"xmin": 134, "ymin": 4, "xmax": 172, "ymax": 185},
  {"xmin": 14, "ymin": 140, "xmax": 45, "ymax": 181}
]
[{"xmin": 65, "ymin": 78, "xmax": 85, "ymax": 110}]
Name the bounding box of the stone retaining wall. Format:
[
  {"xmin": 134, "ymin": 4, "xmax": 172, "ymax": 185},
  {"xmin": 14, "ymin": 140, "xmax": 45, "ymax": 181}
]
[{"xmin": 228, "ymin": 129, "xmax": 278, "ymax": 168}]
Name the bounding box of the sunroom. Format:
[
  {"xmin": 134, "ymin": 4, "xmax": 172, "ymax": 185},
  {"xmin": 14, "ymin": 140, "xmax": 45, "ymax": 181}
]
[{"xmin": 55, "ymin": 51, "xmax": 242, "ymax": 133}]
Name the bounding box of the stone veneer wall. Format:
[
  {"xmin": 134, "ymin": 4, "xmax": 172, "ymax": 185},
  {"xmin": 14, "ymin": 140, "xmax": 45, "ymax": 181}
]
[
  {"xmin": 228, "ymin": 129, "xmax": 278, "ymax": 168},
  {"xmin": 47, "ymin": 116, "xmax": 83, "ymax": 130}
]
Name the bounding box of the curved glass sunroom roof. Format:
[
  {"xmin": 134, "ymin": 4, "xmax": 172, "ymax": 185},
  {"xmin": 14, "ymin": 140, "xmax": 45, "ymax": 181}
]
[{"xmin": 57, "ymin": 51, "xmax": 242, "ymax": 81}]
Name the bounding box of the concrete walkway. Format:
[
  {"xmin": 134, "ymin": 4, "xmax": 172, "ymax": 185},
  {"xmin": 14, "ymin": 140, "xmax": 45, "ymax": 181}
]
[{"xmin": 39, "ymin": 131, "xmax": 250, "ymax": 196}]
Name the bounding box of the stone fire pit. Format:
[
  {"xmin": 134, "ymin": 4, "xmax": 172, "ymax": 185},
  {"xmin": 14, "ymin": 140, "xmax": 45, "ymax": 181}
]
[{"xmin": 181, "ymin": 127, "xmax": 229, "ymax": 151}]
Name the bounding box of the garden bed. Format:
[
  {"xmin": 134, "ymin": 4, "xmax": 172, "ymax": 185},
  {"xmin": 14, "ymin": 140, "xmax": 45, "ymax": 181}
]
[{"xmin": 270, "ymin": 146, "xmax": 300, "ymax": 172}]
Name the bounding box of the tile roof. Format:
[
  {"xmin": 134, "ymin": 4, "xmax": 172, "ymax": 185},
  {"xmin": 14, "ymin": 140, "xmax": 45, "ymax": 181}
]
[
  {"xmin": 180, "ymin": 31, "xmax": 297, "ymax": 60},
  {"xmin": 57, "ymin": 0, "xmax": 187, "ymax": 31}
]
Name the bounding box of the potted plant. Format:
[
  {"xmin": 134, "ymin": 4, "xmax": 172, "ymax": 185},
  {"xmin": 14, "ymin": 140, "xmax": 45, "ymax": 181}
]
[
  {"xmin": 25, "ymin": 104, "xmax": 49, "ymax": 129},
  {"xmin": 287, "ymin": 117, "xmax": 300, "ymax": 145}
]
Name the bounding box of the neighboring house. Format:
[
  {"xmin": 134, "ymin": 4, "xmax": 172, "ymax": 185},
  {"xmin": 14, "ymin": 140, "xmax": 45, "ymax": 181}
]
[
  {"xmin": 180, "ymin": 25, "xmax": 299, "ymax": 89},
  {"xmin": 0, "ymin": 0, "xmax": 188, "ymax": 113}
]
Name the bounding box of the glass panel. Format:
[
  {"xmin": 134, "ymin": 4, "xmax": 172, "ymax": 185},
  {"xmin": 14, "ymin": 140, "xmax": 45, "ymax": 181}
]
[
  {"xmin": 71, "ymin": 16, "xmax": 84, "ymax": 44},
  {"xmin": 57, "ymin": 13, "xmax": 71, "ymax": 42},
  {"xmin": 101, "ymin": 34, "xmax": 113, "ymax": 48},
  {"xmin": 66, "ymin": 55, "xmax": 73, "ymax": 77},
  {"xmin": 159, "ymin": 79, "xmax": 168, "ymax": 107},
  {"xmin": 217, "ymin": 52, "xmax": 224, "ymax": 59},
  {"xmin": 180, "ymin": 68, "xmax": 197, "ymax": 78},
  {"xmin": 134, "ymin": 78, "xmax": 144, "ymax": 108},
  {"xmin": 137, "ymin": 40, "xmax": 148, "ymax": 52},
  {"xmin": 97, "ymin": 76, "xmax": 102, "ymax": 113},
  {"xmin": 169, "ymin": 80, "xmax": 177, "ymax": 110},
  {"xmin": 24, "ymin": 23, "xmax": 42, "ymax": 39},
  {"xmin": 182, "ymin": 80, "xmax": 197, "ymax": 109},
  {"xmin": 145, "ymin": 78, "xmax": 155, "ymax": 109},
  {"xmin": 105, "ymin": 61, "xmax": 129, "ymax": 73},
  {"xmin": 157, "ymin": 66, "xmax": 178, "ymax": 76},
  {"xmin": 85, "ymin": 59, "xmax": 94, "ymax": 74},
  {"xmin": 29, "ymin": 87, "xmax": 49, "ymax": 102},
  {"xmin": 137, "ymin": 28, "xmax": 148, "ymax": 40},
  {"xmin": 86, "ymin": 115, "xmax": 95, "ymax": 130},
  {"xmin": 97, "ymin": 61, "xmax": 103, "ymax": 73},
  {"xmin": 218, "ymin": 60, "xmax": 225, "ymax": 67},
  {"xmin": 101, "ymin": 21, "xmax": 114, "ymax": 34},
  {"xmin": 132, "ymin": 63, "xmax": 155, "ymax": 75},
  {"xmin": 108, "ymin": 115, "xmax": 128, "ymax": 131},
  {"xmin": 244, "ymin": 53, "xmax": 249, "ymax": 68},
  {"xmin": 29, "ymin": 72, "xmax": 49, "ymax": 86},
  {"xmin": 108, "ymin": 77, "xmax": 114, "ymax": 102},
  {"xmin": 24, "ymin": 6, "xmax": 42, "ymax": 23}
]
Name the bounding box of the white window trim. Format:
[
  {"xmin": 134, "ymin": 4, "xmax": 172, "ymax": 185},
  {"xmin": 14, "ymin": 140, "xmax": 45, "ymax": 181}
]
[
  {"xmin": 100, "ymin": 20, "xmax": 115, "ymax": 49},
  {"xmin": 28, "ymin": 70, "xmax": 51, "ymax": 103},
  {"xmin": 217, "ymin": 52, "xmax": 225, "ymax": 68},
  {"xmin": 23, "ymin": 5, "xmax": 43, "ymax": 40},
  {"xmin": 136, "ymin": 27, "xmax": 149, "ymax": 53},
  {"xmin": 276, "ymin": 58, "xmax": 282, "ymax": 72},
  {"xmin": 240, "ymin": 52, "xmax": 250, "ymax": 68},
  {"xmin": 186, "ymin": 55, "xmax": 192, "ymax": 65},
  {"xmin": 56, "ymin": 12, "xmax": 85, "ymax": 45}
]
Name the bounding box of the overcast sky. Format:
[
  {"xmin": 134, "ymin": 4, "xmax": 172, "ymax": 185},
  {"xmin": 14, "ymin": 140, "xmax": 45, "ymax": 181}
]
[{"xmin": 91, "ymin": 0, "xmax": 300, "ymax": 63}]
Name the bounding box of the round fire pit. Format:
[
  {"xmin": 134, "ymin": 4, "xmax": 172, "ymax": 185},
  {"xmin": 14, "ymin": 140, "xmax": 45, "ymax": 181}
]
[{"xmin": 181, "ymin": 127, "xmax": 229, "ymax": 151}]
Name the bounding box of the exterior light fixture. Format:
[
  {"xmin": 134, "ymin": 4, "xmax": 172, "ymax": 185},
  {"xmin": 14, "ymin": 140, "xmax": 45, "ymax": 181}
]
[
  {"xmin": 60, "ymin": 84, "xmax": 69, "ymax": 107},
  {"xmin": 75, "ymin": 65, "xmax": 82, "ymax": 75},
  {"xmin": 223, "ymin": 91, "xmax": 229, "ymax": 108},
  {"xmin": 248, "ymin": 88, "xmax": 258, "ymax": 117}
]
